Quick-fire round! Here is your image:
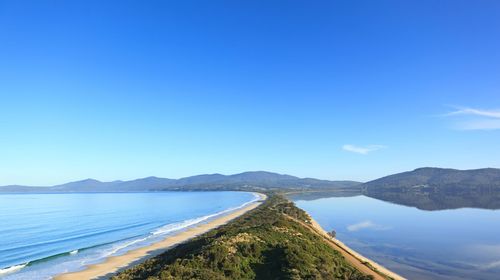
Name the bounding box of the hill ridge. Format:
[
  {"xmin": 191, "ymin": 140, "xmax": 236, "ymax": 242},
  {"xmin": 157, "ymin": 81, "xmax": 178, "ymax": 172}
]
[
  {"xmin": 362, "ymin": 167, "xmax": 500, "ymax": 210},
  {"xmin": 0, "ymin": 171, "xmax": 360, "ymax": 193}
]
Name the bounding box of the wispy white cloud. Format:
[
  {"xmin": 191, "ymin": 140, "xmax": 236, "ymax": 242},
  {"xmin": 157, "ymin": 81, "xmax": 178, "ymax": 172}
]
[
  {"xmin": 463, "ymin": 244, "xmax": 500, "ymax": 270},
  {"xmin": 457, "ymin": 119, "xmax": 500, "ymax": 130},
  {"xmin": 347, "ymin": 220, "xmax": 391, "ymax": 232},
  {"xmin": 444, "ymin": 107, "xmax": 500, "ymax": 130},
  {"xmin": 342, "ymin": 144, "xmax": 386, "ymax": 155},
  {"xmin": 445, "ymin": 107, "xmax": 500, "ymax": 118},
  {"xmin": 481, "ymin": 260, "xmax": 500, "ymax": 270}
]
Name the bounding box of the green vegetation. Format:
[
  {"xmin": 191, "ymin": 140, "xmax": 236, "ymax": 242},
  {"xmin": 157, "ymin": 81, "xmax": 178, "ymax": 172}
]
[
  {"xmin": 113, "ymin": 195, "xmax": 372, "ymax": 280},
  {"xmin": 0, "ymin": 171, "xmax": 360, "ymax": 193},
  {"xmin": 362, "ymin": 167, "xmax": 500, "ymax": 210}
]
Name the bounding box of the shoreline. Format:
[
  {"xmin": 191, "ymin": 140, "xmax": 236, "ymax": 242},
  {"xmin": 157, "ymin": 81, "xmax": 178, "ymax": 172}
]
[
  {"xmin": 306, "ymin": 215, "xmax": 405, "ymax": 280},
  {"xmin": 52, "ymin": 192, "xmax": 402, "ymax": 280},
  {"xmin": 54, "ymin": 192, "xmax": 266, "ymax": 280}
]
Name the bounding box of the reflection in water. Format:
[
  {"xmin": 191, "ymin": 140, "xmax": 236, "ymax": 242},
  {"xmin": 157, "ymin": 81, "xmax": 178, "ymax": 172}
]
[
  {"xmin": 288, "ymin": 188, "xmax": 500, "ymax": 211},
  {"xmin": 294, "ymin": 195, "xmax": 500, "ymax": 280},
  {"xmin": 365, "ymin": 189, "xmax": 500, "ymax": 211},
  {"xmin": 286, "ymin": 190, "xmax": 361, "ymax": 201}
]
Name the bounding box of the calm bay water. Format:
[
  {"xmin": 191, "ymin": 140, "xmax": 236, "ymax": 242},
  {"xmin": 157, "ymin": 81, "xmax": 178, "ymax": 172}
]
[
  {"xmin": 0, "ymin": 191, "xmax": 258, "ymax": 280},
  {"xmin": 294, "ymin": 195, "xmax": 500, "ymax": 280}
]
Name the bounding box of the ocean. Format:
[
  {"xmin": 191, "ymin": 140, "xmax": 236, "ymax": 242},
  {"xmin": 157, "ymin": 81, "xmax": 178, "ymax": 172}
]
[{"xmin": 0, "ymin": 191, "xmax": 258, "ymax": 279}]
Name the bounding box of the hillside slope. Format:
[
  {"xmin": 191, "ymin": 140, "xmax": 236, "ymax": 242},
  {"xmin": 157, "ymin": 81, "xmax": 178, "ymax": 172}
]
[
  {"xmin": 112, "ymin": 195, "xmax": 380, "ymax": 280},
  {"xmin": 362, "ymin": 167, "xmax": 500, "ymax": 210}
]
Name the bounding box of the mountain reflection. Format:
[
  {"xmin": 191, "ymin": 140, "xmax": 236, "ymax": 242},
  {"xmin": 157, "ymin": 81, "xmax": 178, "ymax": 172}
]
[{"xmin": 289, "ymin": 189, "xmax": 500, "ymax": 211}]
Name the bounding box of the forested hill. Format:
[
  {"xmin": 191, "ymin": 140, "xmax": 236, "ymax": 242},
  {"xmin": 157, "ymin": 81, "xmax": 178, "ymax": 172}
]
[
  {"xmin": 363, "ymin": 167, "xmax": 500, "ymax": 190},
  {"xmin": 363, "ymin": 167, "xmax": 500, "ymax": 210},
  {"xmin": 112, "ymin": 195, "xmax": 378, "ymax": 280},
  {"xmin": 0, "ymin": 171, "xmax": 360, "ymax": 193}
]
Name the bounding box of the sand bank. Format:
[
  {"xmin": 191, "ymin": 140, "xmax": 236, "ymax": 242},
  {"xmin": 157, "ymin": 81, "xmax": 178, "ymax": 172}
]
[{"xmin": 307, "ymin": 216, "xmax": 405, "ymax": 280}]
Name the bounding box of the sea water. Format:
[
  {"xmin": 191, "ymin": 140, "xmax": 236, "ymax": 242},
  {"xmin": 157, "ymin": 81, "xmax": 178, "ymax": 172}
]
[{"xmin": 0, "ymin": 191, "xmax": 258, "ymax": 279}]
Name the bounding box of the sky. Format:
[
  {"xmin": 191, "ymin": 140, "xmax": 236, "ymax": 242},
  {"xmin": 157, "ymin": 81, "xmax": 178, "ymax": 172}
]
[{"xmin": 1, "ymin": 0, "xmax": 500, "ymax": 185}]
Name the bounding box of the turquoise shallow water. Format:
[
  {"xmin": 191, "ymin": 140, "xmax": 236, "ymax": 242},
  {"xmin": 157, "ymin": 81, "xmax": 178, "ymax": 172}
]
[
  {"xmin": 0, "ymin": 191, "xmax": 258, "ymax": 280},
  {"xmin": 294, "ymin": 195, "xmax": 500, "ymax": 280}
]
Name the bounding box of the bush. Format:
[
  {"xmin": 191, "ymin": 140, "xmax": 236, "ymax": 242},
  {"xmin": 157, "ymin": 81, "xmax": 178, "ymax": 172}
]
[{"xmin": 113, "ymin": 195, "xmax": 372, "ymax": 280}]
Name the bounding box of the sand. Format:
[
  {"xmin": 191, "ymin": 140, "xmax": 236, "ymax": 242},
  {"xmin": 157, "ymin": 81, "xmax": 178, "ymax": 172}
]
[
  {"xmin": 54, "ymin": 192, "xmax": 403, "ymax": 280},
  {"xmin": 54, "ymin": 193, "xmax": 267, "ymax": 280},
  {"xmin": 306, "ymin": 216, "xmax": 406, "ymax": 280}
]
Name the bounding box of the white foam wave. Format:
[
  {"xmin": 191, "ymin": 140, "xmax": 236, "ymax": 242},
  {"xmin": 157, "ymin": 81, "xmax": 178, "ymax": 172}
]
[
  {"xmin": 93, "ymin": 193, "xmax": 262, "ymax": 261},
  {"xmin": 152, "ymin": 193, "xmax": 260, "ymax": 236},
  {"xmin": 0, "ymin": 193, "xmax": 262, "ymax": 280},
  {"xmin": 103, "ymin": 193, "xmax": 260, "ymax": 258},
  {"xmin": 107, "ymin": 237, "xmax": 148, "ymax": 256},
  {"xmin": 0, "ymin": 264, "xmax": 27, "ymax": 276}
]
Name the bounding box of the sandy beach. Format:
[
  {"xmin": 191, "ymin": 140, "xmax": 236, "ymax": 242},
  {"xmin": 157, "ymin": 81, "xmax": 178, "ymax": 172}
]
[
  {"xmin": 306, "ymin": 216, "xmax": 405, "ymax": 280},
  {"xmin": 55, "ymin": 193, "xmax": 266, "ymax": 280}
]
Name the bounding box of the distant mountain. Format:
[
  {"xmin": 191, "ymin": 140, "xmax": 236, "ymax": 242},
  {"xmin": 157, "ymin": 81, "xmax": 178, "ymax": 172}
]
[
  {"xmin": 112, "ymin": 177, "xmax": 176, "ymax": 192},
  {"xmin": 0, "ymin": 171, "xmax": 361, "ymax": 193},
  {"xmin": 169, "ymin": 172, "xmax": 361, "ymax": 191},
  {"xmin": 362, "ymin": 167, "xmax": 500, "ymax": 210},
  {"xmin": 50, "ymin": 179, "xmax": 117, "ymax": 192},
  {"xmin": 0, "ymin": 185, "xmax": 47, "ymax": 192}
]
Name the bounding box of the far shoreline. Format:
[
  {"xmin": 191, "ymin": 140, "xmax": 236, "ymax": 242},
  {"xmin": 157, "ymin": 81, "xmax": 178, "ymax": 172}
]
[{"xmin": 54, "ymin": 192, "xmax": 267, "ymax": 280}]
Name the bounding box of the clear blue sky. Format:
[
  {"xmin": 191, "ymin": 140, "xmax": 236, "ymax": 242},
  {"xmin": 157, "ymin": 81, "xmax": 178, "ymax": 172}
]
[{"xmin": 1, "ymin": 0, "xmax": 499, "ymax": 185}]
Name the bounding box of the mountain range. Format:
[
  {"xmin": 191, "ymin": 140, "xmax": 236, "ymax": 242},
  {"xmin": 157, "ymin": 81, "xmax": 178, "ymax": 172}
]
[
  {"xmin": 362, "ymin": 167, "xmax": 500, "ymax": 210},
  {"xmin": 0, "ymin": 171, "xmax": 360, "ymax": 193},
  {"xmin": 3, "ymin": 168, "xmax": 500, "ymax": 210}
]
